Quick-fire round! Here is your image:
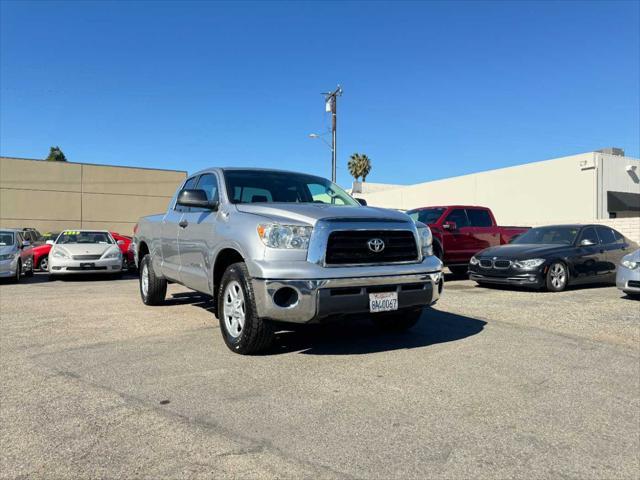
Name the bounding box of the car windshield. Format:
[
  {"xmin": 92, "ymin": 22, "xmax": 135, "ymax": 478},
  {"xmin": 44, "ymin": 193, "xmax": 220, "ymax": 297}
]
[
  {"xmin": 56, "ymin": 231, "xmax": 114, "ymax": 245},
  {"xmin": 511, "ymin": 226, "xmax": 579, "ymax": 245},
  {"xmin": 223, "ymin": 170, "xmax": 359, "ymax": 206},
  {"xmin": 407, "ymin": 208, "xmax": 446, "ymax": 224},
  {"xmin": 0, "ymin": 232, "xmax": 15, "ymax": 246}
]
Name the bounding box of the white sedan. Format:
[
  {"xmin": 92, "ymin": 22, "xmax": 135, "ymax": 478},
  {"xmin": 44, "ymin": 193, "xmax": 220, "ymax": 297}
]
[{"xmin": 48, "ymin": 230, "xmax": 123, "ymax": 278}]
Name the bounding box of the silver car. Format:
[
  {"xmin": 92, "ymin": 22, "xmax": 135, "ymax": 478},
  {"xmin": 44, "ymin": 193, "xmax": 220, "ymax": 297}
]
[
  {"xmin": 48, "ymin": 230, "xmax": 123, "ymax": 278},
  {"xmin": 0, "ymin": 228, "xmax": 34, "ymax": 282},
  {"xmin": 616, "ymin": 249, "xmax": 640, "ymax": 298}
]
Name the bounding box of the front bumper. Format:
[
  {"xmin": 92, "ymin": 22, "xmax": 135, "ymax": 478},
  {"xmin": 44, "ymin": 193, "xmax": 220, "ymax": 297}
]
[
  {"xmin": 49, "ymin": 256, "xmax": 122, "ymax": 274},
  {"xmin": 616, "ymin": 267, "xmax": 640, "ymax": 293},
  {"xmin": 252, "ymin": 270, "xmax": 444, "ymax": 324},
  {"xmin": 469, "ymin": 269, "xmax": 545, "ymax": 288}
]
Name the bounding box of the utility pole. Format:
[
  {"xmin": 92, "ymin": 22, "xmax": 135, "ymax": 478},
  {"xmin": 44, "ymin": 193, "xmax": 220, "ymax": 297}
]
[{"xmin": 323, "ymin": 85, "xmax": 342, "ymax": 183}]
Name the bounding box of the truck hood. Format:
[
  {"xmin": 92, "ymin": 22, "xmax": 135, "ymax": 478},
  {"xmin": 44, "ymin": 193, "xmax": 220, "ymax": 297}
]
[
  {"xmin": 235, "ymin": 203, "xmax": 411, "ymax": 225},
  {"xmin": 477, "ymin": 243, "xmax": 573, "ymax": 259}
]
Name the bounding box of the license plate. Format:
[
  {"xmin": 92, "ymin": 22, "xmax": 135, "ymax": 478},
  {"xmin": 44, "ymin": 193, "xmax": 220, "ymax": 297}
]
[
  {"xmin": 369, "ymin": 292, "xmax": 398, "ymax": 313},
  {"xmin": 80, "ymin": 263, "xmax": 95, "ymax": 269}
]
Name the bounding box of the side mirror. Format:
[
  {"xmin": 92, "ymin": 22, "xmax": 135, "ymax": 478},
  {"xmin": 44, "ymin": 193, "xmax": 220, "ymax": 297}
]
[
  {"xmin": 580, "ymin": 238, "xmax": 596, "ymax": 247},
  {"xmin": 176, "ymin": 189, "xmax": 218, "ymax": 210},
  {"xmin": 356, "ymin": 198, "xmax": 368, "ymax": 206},
  {"xmin": 443, "ymin": 221, "xmax": 457, "ymax": 231},
  {"xmin": 46, "ymin": 240, "xmax": 55, "ymax": 245},
  {"xmin": 117, "ymin": 240, "xmax": 125, "ymax": 246}
]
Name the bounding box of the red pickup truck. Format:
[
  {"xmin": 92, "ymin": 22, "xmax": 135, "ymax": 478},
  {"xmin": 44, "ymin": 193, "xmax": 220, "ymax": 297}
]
[{"xmin": 406, "ymin": 206, "xmax": 529, "ymax": 275}]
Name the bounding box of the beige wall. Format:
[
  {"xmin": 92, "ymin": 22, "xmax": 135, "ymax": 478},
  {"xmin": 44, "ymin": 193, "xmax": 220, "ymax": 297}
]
[
  {"xmin": 355, "ymin": 153, "xmax": 610, "ymax": 225},
  {"xmin": 0, "ymin": 157, "xmax": 186, "ymax": 235}
]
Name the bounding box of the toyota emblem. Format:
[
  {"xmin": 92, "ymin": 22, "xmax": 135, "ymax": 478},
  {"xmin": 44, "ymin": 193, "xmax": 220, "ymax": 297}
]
[{"xmin": 367, "ymin": 238, "xmax": 385, "ymax": 253}]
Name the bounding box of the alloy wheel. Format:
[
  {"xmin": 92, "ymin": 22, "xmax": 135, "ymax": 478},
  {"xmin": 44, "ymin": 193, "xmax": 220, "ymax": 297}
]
[
  {"xmin": 550, "ymin": 263, "xmax": 567, "ymax": 290},
  {"xmin": 40, "ymin": 256, "xmax": 48, "ymax": 271},
  {"xmin": 141, "ymin": 264, "xmax": 149, "ymax": 298},
  {"xmin": 223, "ymin": 280, "xmax": 246, "ymax": 338}
]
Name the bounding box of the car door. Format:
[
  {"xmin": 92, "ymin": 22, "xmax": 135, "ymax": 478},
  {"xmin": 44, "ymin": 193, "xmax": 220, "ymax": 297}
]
[
  {"xmin": 441, "ymin": 208, "xmax": 473, "ymax": 264},
  {"xmin": 178, "ymin": 173, "xmax": 220, "ymax": 293},
  {"xmin": 161, "ymin": 176, "xmax": 197, "ymax": 281},
  {"xmin": 465, "ymin": 208, "xmax": 499, "ymax": 253},
  {"xmin": 572, "ymin": 227, "xmax": 604, "ymax": 282},
  {"xmin": 596, "ymin": 226, "xmax": 629, "ymax": 278}
]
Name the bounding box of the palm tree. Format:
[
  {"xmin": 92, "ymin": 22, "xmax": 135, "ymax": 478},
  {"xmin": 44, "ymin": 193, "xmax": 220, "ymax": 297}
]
[{"xmin": 348, "ymin": 153, "xmax": 372, "ymax": 182}]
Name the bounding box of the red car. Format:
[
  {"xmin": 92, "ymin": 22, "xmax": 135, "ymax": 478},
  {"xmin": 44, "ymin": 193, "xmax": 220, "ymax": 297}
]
[
  {"xmin": 34, "ymin": 231, "xmax": 135, "ymax": 271},
  {"xmin": 407, "ymin": 205, "xmax": 529, "ymax": 276}
]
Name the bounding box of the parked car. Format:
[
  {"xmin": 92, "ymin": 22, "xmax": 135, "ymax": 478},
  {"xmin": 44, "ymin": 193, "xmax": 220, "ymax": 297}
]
[
  {"xmin": 48, "ymin": 230, "xmax": 123, "ymax": 279},
  {"xmin": 406, "ymin": 206, "xmax": 529, "ymax": 276},
  {"xmin": 133, "ymin": 168, "xmax": 443, "ymax": 354},
  {"xmin": 616, "ymin": 249, "xmax": 640, "ymax": 298},
  {"xmin": 110, "ymin": 232, "xmax": 135, "ymax": 271},
  {"xmin": 0, "ymin": 228, "xmax": 34, "ymax": 282},
  {"xmin": 32, "ymin": 232, "xmax": 60, "ymax": 270},
  {"xmin": 468, "ymin": 224, "xmax": 634, "ymax": 292},
  {"xmin": 22, "ymin": 228, "xmax": 44, "ymax": 245}
]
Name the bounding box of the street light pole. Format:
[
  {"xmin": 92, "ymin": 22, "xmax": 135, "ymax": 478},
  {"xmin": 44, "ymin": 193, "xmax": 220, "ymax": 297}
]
[{"xmin": 323, "ymin": 86, "xmax": 342, "ymax": 183}]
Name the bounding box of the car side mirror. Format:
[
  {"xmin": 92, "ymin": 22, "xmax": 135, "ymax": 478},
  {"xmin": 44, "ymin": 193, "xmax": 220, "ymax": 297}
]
[
  {"xmin": 46, "ymin": 240, "xmax": 55, "ymax": 245},
  {"xmin": 176, "ymin": 189, "xmax": 218, "ymax": 210},
  {"xmin": 580, "ymin": 238, "xmax": 596, "ymax": 246},
  {"xmin": 443, "ymin": 221, "xmax": 457, "ymax": 231},
  {"xmin": 356, "ymin": 198, "xmax": 368, "ymax": 206}
]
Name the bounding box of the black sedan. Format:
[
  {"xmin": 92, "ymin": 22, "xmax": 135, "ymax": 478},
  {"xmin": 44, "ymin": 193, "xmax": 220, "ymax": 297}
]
[{"xmin": 468, "ymin": 224, "xmax": 635, "ymax": 292}]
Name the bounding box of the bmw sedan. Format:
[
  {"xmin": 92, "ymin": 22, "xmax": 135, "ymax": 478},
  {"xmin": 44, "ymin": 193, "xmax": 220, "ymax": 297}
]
[
  {"xmin": 48, "ymin": 230, "xmax": 123, "ymax": 279},
  {"xmin": 468, "ymin": 224, "xmax": 634, "ymax": 292}
]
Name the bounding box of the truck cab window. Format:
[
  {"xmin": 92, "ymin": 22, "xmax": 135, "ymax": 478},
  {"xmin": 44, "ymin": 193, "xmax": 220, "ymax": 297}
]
[
  {"xmin": 466, "ymin": 209, "xmax": 492, "ymax": 227},
  {"xmin": 445, "ymin": 209, "xmax": 469, "ymax": 228},
  {"xmin": 175, "ymin": 176, "xmax": 199, "ymax": 212},
  {"xmin": 191, "ymin": 174, "xmax": 219, "ymax": 212}
]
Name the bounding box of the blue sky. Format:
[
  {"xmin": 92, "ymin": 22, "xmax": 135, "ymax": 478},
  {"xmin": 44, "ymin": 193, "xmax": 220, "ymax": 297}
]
[{"xmin": 1, "ymin": 0, "xmax": 638, "ymax": 187}]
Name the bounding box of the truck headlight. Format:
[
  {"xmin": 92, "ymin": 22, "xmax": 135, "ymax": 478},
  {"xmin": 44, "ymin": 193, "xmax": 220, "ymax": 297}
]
[
  {"xmin": 417, "ymin": 226, "xmax": 432, "ymax": 256},
  {"xmin": 102, "ymin": 248, "xmax": 122, "ymax": 259},
  {"xmin": 52, "ymin": 248, "xmax": 70, "ymax": 259},
  {"xmin": 622, "ymin": 259, "xmax": 638, "ymax": 270},
  {"xmin": 257, "ymin": 224, "xmax": 313, "ymax": 249},
  {"xmin": 0, "ymin": 253, "xmax": 15, "ymax": 261},
  {"xmin": 469, "ymin": 256, "xmax": 479, "ymax": 265},
  {"xmin": 514, "ymin": 258, "xmax": 545, "ymax": 269}
]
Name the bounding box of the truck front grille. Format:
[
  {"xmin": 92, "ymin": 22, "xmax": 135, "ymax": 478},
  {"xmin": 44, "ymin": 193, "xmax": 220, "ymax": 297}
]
[
  {"xmin": 325, "ymin": 230, "xmax": 419, "ymax": 265},
  {"xmin": 72, "ymin": 254, "xmax": 102, "ymax": 260}
]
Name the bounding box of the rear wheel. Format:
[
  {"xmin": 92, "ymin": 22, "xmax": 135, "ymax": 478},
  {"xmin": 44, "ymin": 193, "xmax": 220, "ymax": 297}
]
[
  {"xmin": 217, "ymin": 262, "xmax": 273, "ymax": 354},
  {"xmin": 546, "ymin": 261, "xmax": 568, "ymax": 292},
  {"xmin": 371, "ymin": 308, "xmax": 422, "ymax": 331},
  {"xmin": 139, "ymin": 255, "xmax": 167, "ymax": 305},
  {"xmin": 448, "ymin": 265, "xmax": 468, "ymax": 277}
]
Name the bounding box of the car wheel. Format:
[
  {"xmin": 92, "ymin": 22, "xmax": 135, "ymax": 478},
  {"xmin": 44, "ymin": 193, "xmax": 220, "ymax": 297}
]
[
  {"xmin": 217, "ymin": 262, "xmax": 273, "ymax": 355},
  {"xmin": 546, "ymin": 261, "xmax": 568, "ymax": 292},
  {"xmin": 12, "ymin": 260, "xmax": 21, "ymax": 283},
  {"xmin": 371, "ymin": 308, "xmax": 422, "ymax": 331},
  {"xmin": 121, "ymin": 257, "xmax": 128, "ymax": 272},
  {"xmin": 448, "ymin": 265, "xmax": 468, "ymax": 277},
  {"xmin": 25, "ymin": 257, "xmax": 34, "ymax": 277},
  {"xmin": 38, "ymin": 255, "xmax": 49, "ymax": 271},
  {"xmin": 139, "ymin": 255, "xmax": 167, "ymax": 305}
]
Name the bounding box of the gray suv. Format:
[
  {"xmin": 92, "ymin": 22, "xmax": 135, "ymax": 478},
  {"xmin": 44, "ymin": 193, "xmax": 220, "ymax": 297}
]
[{"xmin": 134, "ymin": 168, "xmax": 443, "ymax": 354}]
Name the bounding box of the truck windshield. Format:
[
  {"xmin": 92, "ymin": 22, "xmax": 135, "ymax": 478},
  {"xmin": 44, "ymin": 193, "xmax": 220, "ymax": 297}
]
[
  {"xmin": 511, "ymin": 226, "xmax": 579, "ymax": 245},
  {"xmin": 223, "ymin": 170, "xmax": 359, "ymax": 206},
  {"xmin": 407, "ymin": 208, "xmax": 445, "ymax": 224},
  {"xmin": 57, "ymin": 231, "xmax": 114, "ymax": 245}
]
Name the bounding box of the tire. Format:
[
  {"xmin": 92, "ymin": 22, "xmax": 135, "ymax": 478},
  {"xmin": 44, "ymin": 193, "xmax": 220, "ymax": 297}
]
[
  {"xmin": 24, "ymin": 257, "xmax": 34, "ymax": 277},
  {"xmin": 38, "ymin": 255, "xmax": 49, "ymax": 271},
  {"xmin": 448, "ymin": 265, "xmax": 468, "ymax": 277},
  {"xmin": 139, "ymin": 255, "xmax": 167, "ymax": 305},
  {"xmin": 217, "ymin": 262, "xmax": 273, "ymax": 355},
  {"xmin": 48, "ymin": 274, "xmax": 57, "ymax": 281},
  {"xmin": 371, "ymin": 308, "xmax": 422, "ymax": 332},
  {"xmin": 546, "ymin": 261, "xmax": 568, "ymax": 292},
  {"xmin": 12, "ymin": 260, "xmax": 21, "ymax": 283}
]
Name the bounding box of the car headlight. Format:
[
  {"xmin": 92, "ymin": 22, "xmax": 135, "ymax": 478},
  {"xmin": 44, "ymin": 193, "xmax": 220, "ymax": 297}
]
[
  {"xmin": 52, "ymin": 248, "xmax": 70, "ymax": 259},
  {"xmin": 102, "ymin": 248, "xmax": 122, "ymax": 259},
  {"xmin": 622, "ymin": 259, "xmax": 638, "ymax": 270},
  {"xmin": 0, "ymin": 253, "xmax": 15, "ymax": 261},
  {"xmin": 257, "ymin": 224, "xmax": 313, "ymax": 249},
  {"xmin": 514, "ymin": 258, "xmax": 545, "ymax": 269},
  {"xmin": 469, "ymin": 256, "xmax": 479, "ymax": 265},
  {"xmin": 417, "ymin": 226, "xmax": 433, "ymax": 256}
]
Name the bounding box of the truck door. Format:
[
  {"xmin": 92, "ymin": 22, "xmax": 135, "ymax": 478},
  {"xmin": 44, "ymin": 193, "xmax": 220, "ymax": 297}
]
[
  {"xmin": 178, "ymin": 173, "xmax": 220, "ymax": 294},
  {"xmin": 441, "ymin": 208, "xmax": 473, "ymax": 264},
  {"xmin": 161, "ymin": 176, "xmax": 197, "ymax": 281},
  {"xmin": 465, "ymin": 208, "xmax": 499, "ymax": 254}
]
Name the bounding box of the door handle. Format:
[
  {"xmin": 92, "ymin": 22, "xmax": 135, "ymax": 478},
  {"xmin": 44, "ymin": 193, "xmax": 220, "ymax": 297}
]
[{"xmin": 178, "ymin": 220, "xmax": 188, "ymax": 228}]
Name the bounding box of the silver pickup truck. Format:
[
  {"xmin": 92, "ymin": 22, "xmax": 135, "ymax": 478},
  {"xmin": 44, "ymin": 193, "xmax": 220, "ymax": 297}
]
[{"xmin": 133, "ymin": 168, "xmax": 443, "ymax": 354}]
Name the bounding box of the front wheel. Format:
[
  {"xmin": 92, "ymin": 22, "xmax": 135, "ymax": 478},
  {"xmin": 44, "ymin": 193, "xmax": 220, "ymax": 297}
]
[
  {"xmin": 12, "ymin": 260, "xmax": 21, "ymax": 283},
  {"xmin": 139, "ymin": 255, "xmax": 167, "ymax": 305},
  {"xmin": 371, "ymin": 308, "xmax": 423, "ymax": 331},
  {"xmin": 217, "ymin": 262, "xmax": 273, "ymax": 354},
  {"xmin": 38, "ymin": 255, "xmax": 49, "ymax": 271},
  {"xmin": 546, "ymin": 261, "xmax": 568, "ymax": 292}
]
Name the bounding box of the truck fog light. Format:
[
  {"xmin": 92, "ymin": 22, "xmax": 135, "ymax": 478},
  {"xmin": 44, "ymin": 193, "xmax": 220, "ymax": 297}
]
[{"xmin": 273, "ymin": 287, "xmax": 299, "ymax": 308}]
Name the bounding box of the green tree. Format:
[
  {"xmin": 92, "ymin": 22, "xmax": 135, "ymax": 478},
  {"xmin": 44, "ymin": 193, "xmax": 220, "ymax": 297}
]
[
  {"xmin": 347, "ymin": 153, "xmax": 372, "ymax": 182},
  {"xmin": 45, "ymin": 146, "xmax": 67, "ymax": 162}
]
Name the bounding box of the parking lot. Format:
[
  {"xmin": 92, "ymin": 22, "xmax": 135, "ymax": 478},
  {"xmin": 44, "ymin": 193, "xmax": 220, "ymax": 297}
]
[{"xmin": 1, "ymin": 273, "xmax": 638, "ymax": 479}]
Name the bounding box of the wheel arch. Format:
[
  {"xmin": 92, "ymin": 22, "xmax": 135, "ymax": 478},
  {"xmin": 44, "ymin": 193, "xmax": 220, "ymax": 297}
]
[{"xmin": 213, "ymin": 248, "xmax": 245, "ymax": 301}]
